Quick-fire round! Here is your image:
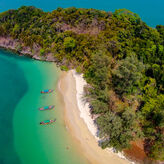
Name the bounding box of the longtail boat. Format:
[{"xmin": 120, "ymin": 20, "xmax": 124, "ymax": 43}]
[
  {"xmin": 40, "ymin": 119, "xmax": 56, "ymax": 125},
  {"xmin": 39, "ymin": 105, "xmax": 54, "ymax": 111},
  {"xmin": 41, "ymin": 89, "xmax": 53, "ymax": 94}
]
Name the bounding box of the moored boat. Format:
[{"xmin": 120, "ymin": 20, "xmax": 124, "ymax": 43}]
[
  {"xmin": 41, "ymin": 89, "xmax": 53, "ymax": 94},
  {"xmin": 39, "ymin": 105, "xmax": 54, "ymax": 111},
  {"xmin": 40, "ymin": 119, "xmax": 56, "ymax": 125}
]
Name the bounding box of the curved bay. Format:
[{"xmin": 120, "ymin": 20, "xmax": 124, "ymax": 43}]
[{"xmin": 0, "ymin": 50, "xmax": 88, "ymax": 164}]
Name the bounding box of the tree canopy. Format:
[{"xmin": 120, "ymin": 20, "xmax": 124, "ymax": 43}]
[{"xmin": 0, "ymin": 6, "xmax": 163, "ymax": 161}]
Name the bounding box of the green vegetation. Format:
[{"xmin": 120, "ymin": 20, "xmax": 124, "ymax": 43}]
[
  {"xmin": 64, "ymin": 37, "xmax": 76, "ymax": 50},
  {"xmin": 97, "ymin": 109, "xmax": 142, "ymax": 151},
  {"xmin": 112, "ymin": 55, "xmax": 145, "ymax": 95},
  {"xmin": 40, "ymin": 48, "xmax": 45, "ymax": 56},
  {"xmin": 0, "ymin": 6, "xmax": 163, "ymax": 161},
  {"xmin": 60, "ymin": 65, "xmax": 69, "ymax": 71}
]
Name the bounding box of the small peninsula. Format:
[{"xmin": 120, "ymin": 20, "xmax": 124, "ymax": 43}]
[{"xmin": 0, "ymin": 6, "xmax": 164, "ymax": 163}]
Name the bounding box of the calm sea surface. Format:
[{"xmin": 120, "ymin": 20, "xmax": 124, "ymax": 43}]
[
  {"xmin": 0, "ymin": 0, "xmax": 164, "ymax": 27},
  {"xmin": 0, "ymin": 50, "xmax": 88, "ymax": 164}
]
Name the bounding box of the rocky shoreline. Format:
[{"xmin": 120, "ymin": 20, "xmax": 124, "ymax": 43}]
[{"xmin": 0, "ymin": 36, "xmax": 59, "ymax": 62}]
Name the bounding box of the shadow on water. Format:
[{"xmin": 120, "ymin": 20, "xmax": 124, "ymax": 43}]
[
  {"xmin": 0, "ymin": 48, "xmax": 32, "ymax": 62},
  {"xmin": 0, "ymin": 51, "xmax": 28, "ymax": 164}
]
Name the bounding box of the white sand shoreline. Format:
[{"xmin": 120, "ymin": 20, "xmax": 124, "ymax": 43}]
[
  {"xmin": 58, "ymin": 70, "xmax": 132, "ymax": 164},
  {"xmin": 72, "ymin": 70, "xmax": 98, "ymax": 138},
  {"xmin": 72, "ymin": 70, "xmax": 135, "ymax": 164}
]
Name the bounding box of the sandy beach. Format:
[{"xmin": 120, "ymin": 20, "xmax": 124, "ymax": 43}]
[{"xmin": 58, "ymin": 70, "xmax": 132, "ymax": 164}]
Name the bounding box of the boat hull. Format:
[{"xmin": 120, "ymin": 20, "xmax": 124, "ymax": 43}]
[
  {"xmin": 41, "ymin": 89, "xmax": 53, "ymax": 94},
  {"xmin": 40, "ymin": 119, "xmax": 56, "ymax": 125},
  {"xmin": 39, "ymin": 105, "xmax": 54, "ymax": 111}
]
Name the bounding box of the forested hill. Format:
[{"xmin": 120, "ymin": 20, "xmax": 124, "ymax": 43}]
[{"xmin": 0, "ymin": 6, "xmax": 164, "ymax": 162}]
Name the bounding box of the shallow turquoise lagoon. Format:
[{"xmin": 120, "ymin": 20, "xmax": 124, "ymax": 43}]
[{"xmin": 0, "ymin": 50, "xmax": 89, "ymax": 164}]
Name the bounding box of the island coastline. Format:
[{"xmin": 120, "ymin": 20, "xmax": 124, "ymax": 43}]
[
  {"xmin": 0, "ymin": 39, "xmax": 134, "ymax": 163},
  {"xmin": 0, "ymin": 6, "xmax": 163, "ymax": 162},
  {"xmin": 58, "ymin": 70, "xmax": 132, "ymax": 164}
]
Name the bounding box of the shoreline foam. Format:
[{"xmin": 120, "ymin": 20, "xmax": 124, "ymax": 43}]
[
  {"xmin": 72, "ymin": 70, "xmax": 98, "ymax": 138},
  {"xmin": 72, "ymin": 70, "xmax": 135, "ymax": 162},
  {"xmin": 58, "ymin": 70, "xmax": 132, "ymax": 164}
]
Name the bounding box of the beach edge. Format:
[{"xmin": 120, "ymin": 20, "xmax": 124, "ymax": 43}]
[{"xmin": 58, "ymin": 70, "xmax": 133, "ymax": 164}]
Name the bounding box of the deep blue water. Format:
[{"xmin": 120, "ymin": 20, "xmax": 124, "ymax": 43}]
[
  {"xmin": 0, "ymin": 50, "xmax": 28, "ymax": 164},
  {"xmin": 0, "ymin": 0, "xmax": 164, "ymax": 27}
]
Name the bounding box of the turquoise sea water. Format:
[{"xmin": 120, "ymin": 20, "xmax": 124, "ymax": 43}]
[
  {"xmin": 0, "ymin": 51, "xmax": 27, "ymax": 164},
  {"xmin": 0, "ymin": 50, "xmax": 89, "ymax": 164},
  {"xmin": 0, "ymin": 0, "xmax": 164, "ymax": 27},
  {"xmin": 0, "ymin": 1, "xmax": 163, "ymax": 163}
]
